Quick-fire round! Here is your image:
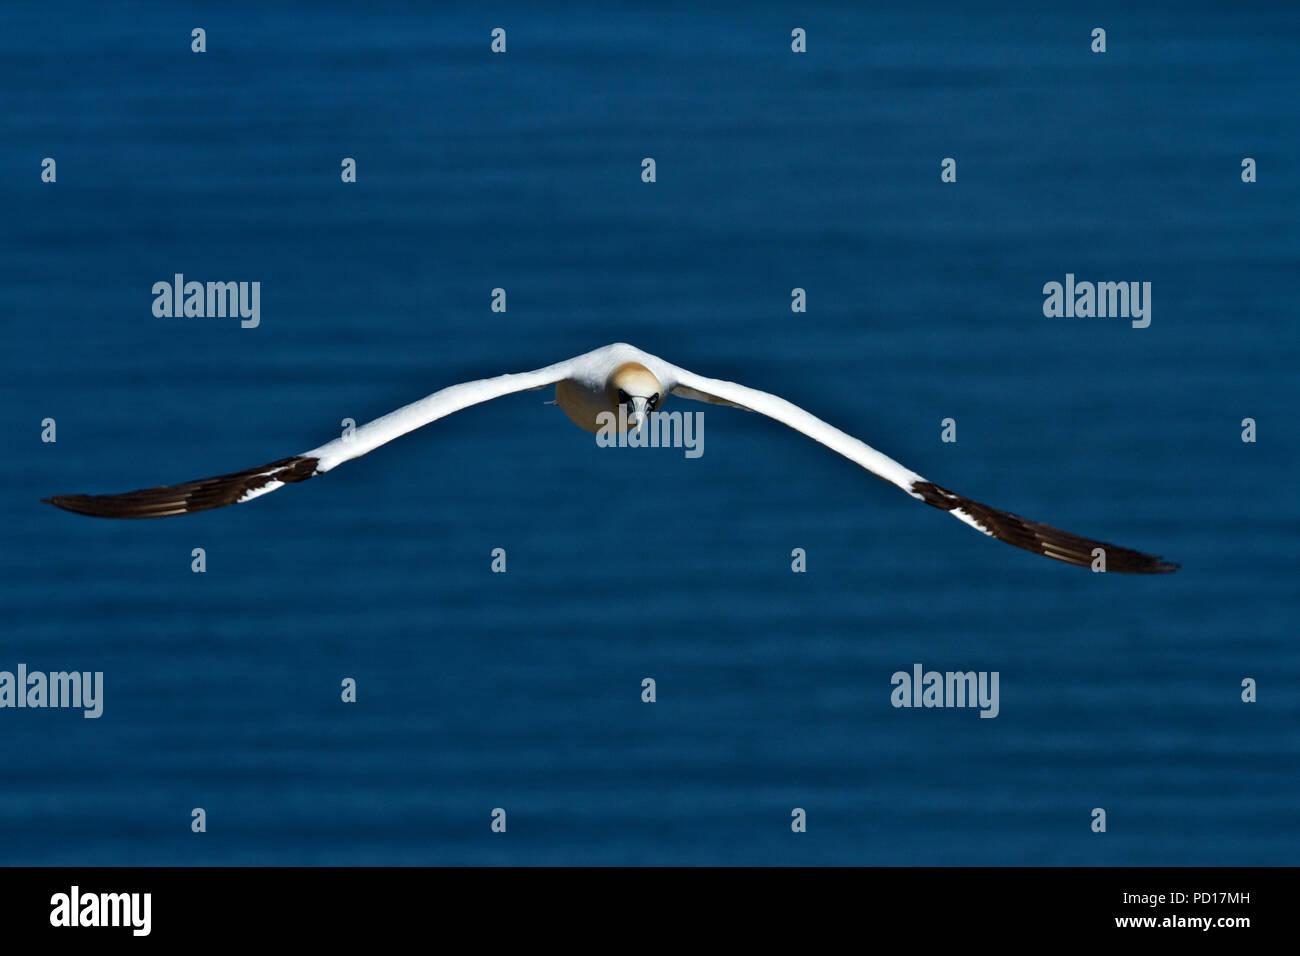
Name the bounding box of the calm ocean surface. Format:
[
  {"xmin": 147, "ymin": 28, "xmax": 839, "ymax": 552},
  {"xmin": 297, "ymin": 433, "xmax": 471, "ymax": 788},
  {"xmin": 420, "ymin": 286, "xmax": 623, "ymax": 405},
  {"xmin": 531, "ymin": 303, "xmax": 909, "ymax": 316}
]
[{"xmin": 1, "ymin": 2, "xmax": 1297, "ymax": 865}]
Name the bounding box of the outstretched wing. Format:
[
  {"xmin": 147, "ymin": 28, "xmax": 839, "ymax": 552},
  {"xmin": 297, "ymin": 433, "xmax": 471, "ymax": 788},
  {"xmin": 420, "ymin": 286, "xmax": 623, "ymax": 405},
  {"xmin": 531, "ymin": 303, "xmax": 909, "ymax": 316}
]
[
  {"xmin": 664, "ymin": 363, "xmax": 1177, "ymax": 574},
  {"xmin": 44, "ymin": 360, "xmax": 574, "ymax": 519}
]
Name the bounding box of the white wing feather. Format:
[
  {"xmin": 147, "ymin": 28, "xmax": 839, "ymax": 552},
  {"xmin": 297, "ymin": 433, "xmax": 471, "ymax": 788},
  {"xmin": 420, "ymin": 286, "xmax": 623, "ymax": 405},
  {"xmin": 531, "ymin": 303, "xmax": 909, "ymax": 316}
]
[
  {"xmin": 663, "ymin": 363, "xmax": 926, "ymax": 494},
  {"xmin": 307, "ymin": 359, "xmax": 575, "ymax": 472}
]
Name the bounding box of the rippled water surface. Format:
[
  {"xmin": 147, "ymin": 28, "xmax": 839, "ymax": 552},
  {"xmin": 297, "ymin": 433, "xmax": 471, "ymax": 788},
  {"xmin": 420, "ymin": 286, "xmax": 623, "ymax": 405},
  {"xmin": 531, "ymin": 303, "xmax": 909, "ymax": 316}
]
[{"xmin": 1, "ymin": 2, "xmax": 1297, "ymax": 864}]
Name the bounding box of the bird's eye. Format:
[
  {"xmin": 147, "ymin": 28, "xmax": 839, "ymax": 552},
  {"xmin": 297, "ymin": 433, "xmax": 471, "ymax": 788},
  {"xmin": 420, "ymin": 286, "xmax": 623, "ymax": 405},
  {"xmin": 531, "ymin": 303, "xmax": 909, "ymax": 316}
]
[
  {"xmin": 617, "ymin": 389, "xmax": 629, "ymax": 404},
  {"xmin": 648, "ymin": 393, "xmax": 659, "ymax": 410}
]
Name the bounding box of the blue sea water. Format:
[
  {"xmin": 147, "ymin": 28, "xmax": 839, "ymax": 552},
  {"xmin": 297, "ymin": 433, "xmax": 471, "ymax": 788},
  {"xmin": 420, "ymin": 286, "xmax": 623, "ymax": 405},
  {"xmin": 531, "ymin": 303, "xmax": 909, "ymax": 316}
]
[{"xmin": 1, "ymin": 2, "xmax": 1297, "ymax": 865}]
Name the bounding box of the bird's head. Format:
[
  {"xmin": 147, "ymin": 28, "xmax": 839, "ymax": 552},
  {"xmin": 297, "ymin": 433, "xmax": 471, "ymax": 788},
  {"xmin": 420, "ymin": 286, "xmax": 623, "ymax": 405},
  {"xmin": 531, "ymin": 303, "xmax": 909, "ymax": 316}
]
[{"xmin": 607, "ymin": 362, "xmax": 662, "ymax": 431}]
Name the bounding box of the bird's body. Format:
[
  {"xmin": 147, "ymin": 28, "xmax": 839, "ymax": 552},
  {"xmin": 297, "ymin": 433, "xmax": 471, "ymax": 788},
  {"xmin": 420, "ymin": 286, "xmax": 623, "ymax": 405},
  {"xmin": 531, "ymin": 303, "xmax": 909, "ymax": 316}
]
[
  {"xmin": 554, "ymin": 378, "xmax": 613, "ymax": 433},
  {"xmin": 44, "ymin": 343, "xmax": 1178, "ymax": 573}
]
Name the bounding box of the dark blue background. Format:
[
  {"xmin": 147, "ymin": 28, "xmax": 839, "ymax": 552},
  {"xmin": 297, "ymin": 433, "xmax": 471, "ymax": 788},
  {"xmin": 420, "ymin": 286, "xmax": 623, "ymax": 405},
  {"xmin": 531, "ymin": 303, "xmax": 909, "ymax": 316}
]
[{"xmin": 2, "ymin": 2, "xmax": 1296, "ymax": 864}]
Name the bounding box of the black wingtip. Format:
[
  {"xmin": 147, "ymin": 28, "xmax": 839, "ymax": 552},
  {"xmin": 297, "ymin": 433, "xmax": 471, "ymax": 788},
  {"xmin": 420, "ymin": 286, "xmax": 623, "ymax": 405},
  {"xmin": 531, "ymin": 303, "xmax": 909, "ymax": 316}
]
[
  {"xmin": 911, "ymin": 479, "xmax": 1179, "ymax": 575},
  {"xmin": 42, "ymin": 455, "xmax": 319, "ymax": 520},
  {"xmin": 43, "ymin": 493, "xmax": 147, "ymax": 519}
]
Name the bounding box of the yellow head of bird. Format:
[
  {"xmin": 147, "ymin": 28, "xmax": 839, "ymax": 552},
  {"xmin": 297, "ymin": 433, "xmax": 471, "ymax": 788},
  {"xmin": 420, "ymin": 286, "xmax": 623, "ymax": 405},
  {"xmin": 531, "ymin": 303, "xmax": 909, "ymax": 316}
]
[{"xmin": 608, "ymin": 362, "xmax": 662, "ymax": 431}]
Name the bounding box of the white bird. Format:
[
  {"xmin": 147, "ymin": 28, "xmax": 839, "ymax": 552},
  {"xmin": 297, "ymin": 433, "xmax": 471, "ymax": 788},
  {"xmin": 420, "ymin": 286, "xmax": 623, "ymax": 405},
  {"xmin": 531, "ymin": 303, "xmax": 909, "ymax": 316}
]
[{"xmin": 45, "ymin": 342, "xmax": 1177, "ymax": 573}]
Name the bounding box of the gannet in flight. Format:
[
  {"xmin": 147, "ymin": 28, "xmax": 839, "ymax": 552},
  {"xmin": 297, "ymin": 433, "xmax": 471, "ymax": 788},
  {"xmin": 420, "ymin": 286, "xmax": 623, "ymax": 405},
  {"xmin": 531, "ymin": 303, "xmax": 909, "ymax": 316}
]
[{"xmin": 44, "ymin": 343, "xmax": 1177, "ymax": 573}]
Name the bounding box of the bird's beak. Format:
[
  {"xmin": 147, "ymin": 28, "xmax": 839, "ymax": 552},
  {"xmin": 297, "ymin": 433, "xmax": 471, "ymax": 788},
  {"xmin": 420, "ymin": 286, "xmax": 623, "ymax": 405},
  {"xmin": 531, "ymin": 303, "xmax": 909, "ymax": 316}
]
[{"xmin": 627, "ymin": 397, "xmax": 649, "ymax": 432}]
